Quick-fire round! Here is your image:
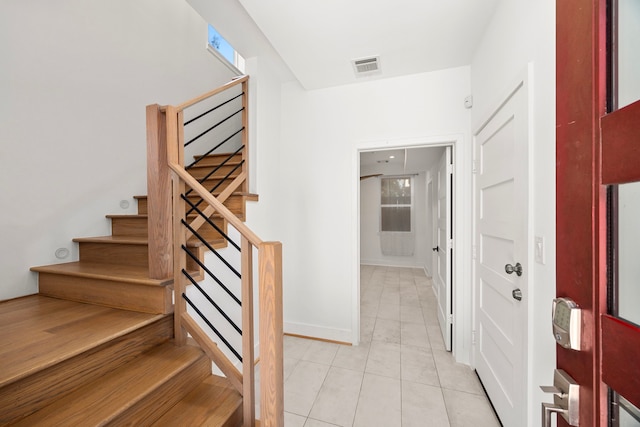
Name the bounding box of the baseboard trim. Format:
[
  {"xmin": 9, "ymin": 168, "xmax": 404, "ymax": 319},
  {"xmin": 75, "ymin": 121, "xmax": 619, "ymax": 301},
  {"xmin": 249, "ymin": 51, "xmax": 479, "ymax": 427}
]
[
  {"xmin": 284, "ymin": 332, "xmax": 351, "ymax": 346},
  {"xmin": 284, "ymin": 321, "xmax": 352, "ymax": 344}
]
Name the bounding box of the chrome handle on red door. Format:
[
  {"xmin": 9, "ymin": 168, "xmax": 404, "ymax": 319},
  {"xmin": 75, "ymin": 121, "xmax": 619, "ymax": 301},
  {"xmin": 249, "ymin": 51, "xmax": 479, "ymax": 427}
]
[
  {"xmin": 540, "ymin": 369, "xmax": 580, "ymax": 426},
  {"xmin": 542, "ymin": 403, "xmax": 569, "ymax": 427},
  {"xmin": 505, "ymin": 262, "xmax": 523, "ymax": 276}
]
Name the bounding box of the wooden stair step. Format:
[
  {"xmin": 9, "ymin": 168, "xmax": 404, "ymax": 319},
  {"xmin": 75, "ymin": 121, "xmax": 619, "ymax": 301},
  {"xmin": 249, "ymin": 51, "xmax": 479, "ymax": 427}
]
[
  {"xmin": 0, "ymin": 295, "xmax": 172, "ymax": 425},
  {"xmin": 187, "ymin": 165, "xmax": 241, "ymax": 180},
  {"xmin": 135, "ymin": 193, "xmax": 245, "ymax": 217},
  {"xmin": 134, "ymin": 195, "xmax": 149, "ymax": 215},
  {"xmin": 31, "ymin": 261, "xmax": 171, "ymax": 286},
  {"xmin": 31, "ymin": 262, "xmax": 174, "ymax": 313},
  {"xmin": 10, "ymin": 342, "xmax": 211, "ymax": 426},
  {"xmin": 73, "ymin": 235, "xmax": 226, "ymax": 266},
  {"xmin": 106, "ymin": 214, "xmax": 148, "ymax": 237},
  {"xmin": 74, "ymin": 235, "xmax": 151, "ymax": 267},
  {"xmin": 151, "ymin": 375, "xmax": 243, "ymax": 427},
  {"xmin": 105, "ymin": 214, "xmax": 235, "ymax": 245},
  {"xmin": 194, "ymin": 177, "xmax": 239, "ymax": 192},
  {"xmin": 192, "ymin": 152, "xmax": 243, "ymax": 166}
]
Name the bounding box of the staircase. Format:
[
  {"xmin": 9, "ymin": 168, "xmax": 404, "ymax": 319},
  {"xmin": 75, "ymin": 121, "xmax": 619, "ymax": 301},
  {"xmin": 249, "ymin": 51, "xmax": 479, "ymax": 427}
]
[
  {"xmin": 0, "ymin": 153, "xmax": 249, "ymax": 426},
  {"xmin": 1, "ymin": 76, "xmax": 284, "ymax": 427},
  {"xmin": 0, "ymin": 297, "xmax": 242, "ymax": 426}
]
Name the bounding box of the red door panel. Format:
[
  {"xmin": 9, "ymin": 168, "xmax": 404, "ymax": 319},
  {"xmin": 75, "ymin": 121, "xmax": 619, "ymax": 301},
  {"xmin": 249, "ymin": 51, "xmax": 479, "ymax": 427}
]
[
  {"xmin": 601, "ymin": 315, "xmax": 640, "ymax": 409},
  {"xmin": 558, "ymin": 0, "xmax": 640, "ymax": 424},
  {"xmin": 602, "ymin": 100, "xmax": 640, "ymax": 184}
]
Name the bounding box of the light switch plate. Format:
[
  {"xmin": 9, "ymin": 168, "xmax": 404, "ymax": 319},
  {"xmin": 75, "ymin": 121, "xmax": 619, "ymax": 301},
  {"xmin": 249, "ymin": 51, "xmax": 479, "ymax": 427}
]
[{"xmin": 535, "ymin": 236, "xmax": 545, "ymax": 264}]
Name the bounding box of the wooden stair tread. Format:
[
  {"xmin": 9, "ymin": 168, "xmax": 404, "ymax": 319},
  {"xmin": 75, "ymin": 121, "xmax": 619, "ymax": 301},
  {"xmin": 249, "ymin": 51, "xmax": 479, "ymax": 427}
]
[
  {"xmin": 73, "ymin": 235, "xmax": 148, "ymax": 245},
  {"xmin": 106, "ymin": 214, "xmax": 148, "ymax": 219},
  {"xmin": 11, "ymin": 342, "xmax": 208, "ymax": 426},
  {"xmin": 188, "ymin": 160, "xmax": 243, "ymax": 167},
  {"xmin": 151, "ymin": 375, "xmax": 242, "ymax": 426},
  {"xmin": 133, "ymin": 192, "xmax": 255, "ymax": 201},
  {"xmin": 187, "ymin": 163, "xmax": 242, "ymax": 169},
  {"xmin": 0, "ymin": 295, "xmax": 164, "ymax": 389},
  {"xmin": 71, "ymin": 234, "xmax": 225, "ymax": 249},
  {"xmin": 30, "ymin": 262, "xmax": 172, "ymax": 286}
]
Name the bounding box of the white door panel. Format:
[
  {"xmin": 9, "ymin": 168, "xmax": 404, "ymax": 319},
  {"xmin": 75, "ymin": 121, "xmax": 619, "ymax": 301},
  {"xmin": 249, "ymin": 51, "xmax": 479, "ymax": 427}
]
[
  {"xmin": 474, "ymin": 81, "xmax": 528, "ymax": 426},
  {"xmin": 435, "ymin": 147, "xmax": 452, "ymax": 351}
]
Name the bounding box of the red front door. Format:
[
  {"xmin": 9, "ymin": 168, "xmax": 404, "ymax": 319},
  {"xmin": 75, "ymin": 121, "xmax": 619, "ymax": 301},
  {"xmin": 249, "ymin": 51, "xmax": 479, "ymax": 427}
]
[{"xmin": 557, "ymin": 0, "xmax": 640, "ymax": 425}]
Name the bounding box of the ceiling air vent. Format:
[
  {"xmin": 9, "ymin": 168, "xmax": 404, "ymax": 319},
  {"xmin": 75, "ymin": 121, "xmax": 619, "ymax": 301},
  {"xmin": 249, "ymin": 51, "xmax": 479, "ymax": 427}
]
[{"xmin": 352, "ymin": 56, "xmax": 380, "ymax": 76}]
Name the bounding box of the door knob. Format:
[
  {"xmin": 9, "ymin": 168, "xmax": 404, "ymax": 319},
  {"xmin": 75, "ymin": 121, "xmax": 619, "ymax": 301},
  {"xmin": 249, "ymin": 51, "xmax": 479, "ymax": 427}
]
[
  {"xmin": 505, "ymin": 262, "xmax": 523, "ymax": 276},
  {"xmin": 512, "ymin": 288, "xmax": 523, "ymax": 301},
  {"xmin": 432, "ymin": 246, "xmax": 439, "ymax": 252}
]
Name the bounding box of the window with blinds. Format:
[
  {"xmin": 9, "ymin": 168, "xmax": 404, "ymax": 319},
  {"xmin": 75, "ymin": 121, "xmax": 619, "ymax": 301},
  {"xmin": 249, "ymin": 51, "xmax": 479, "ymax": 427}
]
[{"xmin": 380, "ymin": 177, "xmax": 412, "ymax": 232}]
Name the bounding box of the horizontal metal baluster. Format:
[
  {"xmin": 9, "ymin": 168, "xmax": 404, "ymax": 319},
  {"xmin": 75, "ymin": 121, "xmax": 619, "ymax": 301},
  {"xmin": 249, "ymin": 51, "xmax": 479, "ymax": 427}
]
[
  {"xmin": 182, "ymin": 269, "xmax": 242, "ymax": 334},
  {"xmin": 183, "ymin": 293, "xmax": 242, "ymax": 362},
  {"xmin": 181, "ymin": 221, "xmax": 241, "ymax": 278},
  {"xmin": 182, "ymin": 195, "xmax": 241, "ymax": 252},
  {"xmin": 186, "ymin": 132, "xmax": 244, "ymax": 169},
  {"xmin": 184, "ymin": 108, "xmax": 244, "ymax": 147},
  {"xmin": 182, "ymin": 246, "xmax": 241, "ymax": 305},
  {"xmin": 183, "ymin": 93, "xmax": 243, "ymax": 126},
  {"xmin": 185, "ymin": 161, "xmax": 244, "ymax": 215}
]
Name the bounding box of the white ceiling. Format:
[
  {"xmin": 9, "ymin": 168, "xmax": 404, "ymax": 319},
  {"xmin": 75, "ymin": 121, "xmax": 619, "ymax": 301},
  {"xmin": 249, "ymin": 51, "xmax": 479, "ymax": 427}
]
[
  {"xmin": 360, "ymin": 147, "xmax": 445, "ymax": 176},
  {"xmin": 237, "ymin": 0, "xmax": 500, "ymax": 89}
]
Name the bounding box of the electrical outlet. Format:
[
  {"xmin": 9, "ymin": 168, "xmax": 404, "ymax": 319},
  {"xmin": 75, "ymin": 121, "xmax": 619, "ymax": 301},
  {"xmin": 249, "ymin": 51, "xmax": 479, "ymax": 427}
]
[{"xmin": 535, "ymin": 236, "xmax": 545, "ymax": 264}]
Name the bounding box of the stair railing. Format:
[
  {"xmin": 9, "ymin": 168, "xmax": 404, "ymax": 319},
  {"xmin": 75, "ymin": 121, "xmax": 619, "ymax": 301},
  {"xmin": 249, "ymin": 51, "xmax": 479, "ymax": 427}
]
[{"xmin": 146, "ymin": 76, "xmax": 283, "ymax": 427}]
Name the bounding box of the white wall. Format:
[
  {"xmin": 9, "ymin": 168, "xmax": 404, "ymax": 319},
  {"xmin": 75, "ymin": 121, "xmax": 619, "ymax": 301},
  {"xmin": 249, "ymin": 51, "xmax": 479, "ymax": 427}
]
[
  {"xmin": 280, "ymin": 67, "xmax": 471, "ymax": 342},
  {"xmin": 470, "ymin": 1, "xmax": 556, "ymax": 426},
  {"xmin": 0, "ymin": 0, "xmax": 236, "ymax": 300}
]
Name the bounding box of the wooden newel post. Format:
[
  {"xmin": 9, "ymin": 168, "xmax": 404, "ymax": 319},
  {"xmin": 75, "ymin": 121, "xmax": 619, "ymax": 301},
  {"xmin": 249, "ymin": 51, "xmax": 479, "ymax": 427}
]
[
  {"xmin": 258, "ymin": 242, "xmax": 284, "ymax": 427},
  {"xmin": 146, "ymin": 104, "xmax": 173, "ymax": 279}
]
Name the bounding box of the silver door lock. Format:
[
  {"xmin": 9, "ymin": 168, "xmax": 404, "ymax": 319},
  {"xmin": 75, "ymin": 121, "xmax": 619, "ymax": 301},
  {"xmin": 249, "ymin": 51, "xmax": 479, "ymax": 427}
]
[{"xmin": 540, "ymin": 369, "xmax": 579, "ymax": 426}]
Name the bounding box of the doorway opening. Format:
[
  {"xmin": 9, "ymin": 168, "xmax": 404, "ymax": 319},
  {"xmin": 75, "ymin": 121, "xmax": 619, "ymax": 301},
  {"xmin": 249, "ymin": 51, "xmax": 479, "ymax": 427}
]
[{"xmin": 354, "ymin": 137, "xmax": 470, "ymax": 362}]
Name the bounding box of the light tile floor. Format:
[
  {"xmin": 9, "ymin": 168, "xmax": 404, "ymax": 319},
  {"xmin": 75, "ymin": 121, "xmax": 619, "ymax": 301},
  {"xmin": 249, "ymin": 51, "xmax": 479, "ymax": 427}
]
[{"xmin": 279, "ymin": 265, "xmax": 502, "ymax": 427}]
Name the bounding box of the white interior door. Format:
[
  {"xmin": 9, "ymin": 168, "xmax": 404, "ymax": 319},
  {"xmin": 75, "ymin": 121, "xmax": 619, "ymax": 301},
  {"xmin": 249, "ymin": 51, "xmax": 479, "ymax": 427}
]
[
  {"xmin": 434, "ymin": 147, "xmax": 452, "ymax": 351},
  {"xmin": 473, "ymin": 81, "xmax": 528, "ymax": 426}
]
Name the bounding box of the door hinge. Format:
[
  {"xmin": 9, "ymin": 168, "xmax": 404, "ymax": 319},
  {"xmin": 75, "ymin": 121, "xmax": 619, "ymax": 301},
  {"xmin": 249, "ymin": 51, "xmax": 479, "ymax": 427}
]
[
  {"xmin": 447, "ymin": 239, "xmax": 453, "ymax": 250},
  {"xmin": 472, "ymin": 159, "xmax": 478, "ymax": 174},
  {"xmin": 447, "ymin": 314, "xmax": 453, "ymax": 325},
  {"xmin": 472, "ymin": 244, "xmax": 477, "ymax": 260},
  {"xmin": 472, "ymin": 330, "xmax": 477, "ymax": 345},
  {"xmin": 447, "ymin": 163, "xmax": 453, "ymax": 174}
]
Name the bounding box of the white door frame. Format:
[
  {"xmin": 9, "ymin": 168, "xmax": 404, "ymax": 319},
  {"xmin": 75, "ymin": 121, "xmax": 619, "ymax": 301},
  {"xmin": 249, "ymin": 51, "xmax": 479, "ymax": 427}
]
[{"xmin": 353, "ymin": 135, "xmax": 473, "ymax": 364}]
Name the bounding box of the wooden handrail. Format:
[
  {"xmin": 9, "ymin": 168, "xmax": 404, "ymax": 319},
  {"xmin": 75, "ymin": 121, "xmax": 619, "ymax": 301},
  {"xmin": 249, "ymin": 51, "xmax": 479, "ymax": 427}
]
[
  {"xmin": 184, "ymin": 171, "xmax": 247, "ymax": 241},
  {"xmin": 170, "ymin": 164, "xmax": 263, "ymax": 246},
  {"xmin": 174, "ymin": 76, "xmax": 249, "ymax": 112}
]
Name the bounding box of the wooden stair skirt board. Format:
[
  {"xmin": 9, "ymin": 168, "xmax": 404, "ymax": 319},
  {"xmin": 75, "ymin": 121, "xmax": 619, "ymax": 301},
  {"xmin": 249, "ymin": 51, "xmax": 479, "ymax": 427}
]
[{"xmin": 0, "ymin": 295, "xmax": 242, "ymax": 427}]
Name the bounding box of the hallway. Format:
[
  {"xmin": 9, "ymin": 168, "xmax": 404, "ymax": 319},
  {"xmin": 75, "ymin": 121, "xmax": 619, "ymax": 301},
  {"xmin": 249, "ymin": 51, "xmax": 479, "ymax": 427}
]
[{"xmin": 281, "ymin": 265, "xmax": 501, "ymax": 426}]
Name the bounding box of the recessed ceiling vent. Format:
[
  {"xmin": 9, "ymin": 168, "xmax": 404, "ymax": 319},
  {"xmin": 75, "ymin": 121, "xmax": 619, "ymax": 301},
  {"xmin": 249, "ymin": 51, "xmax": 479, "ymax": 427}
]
[{"xmin": 352, "ymin": 56, "xmax": 381, "ymax": 76}]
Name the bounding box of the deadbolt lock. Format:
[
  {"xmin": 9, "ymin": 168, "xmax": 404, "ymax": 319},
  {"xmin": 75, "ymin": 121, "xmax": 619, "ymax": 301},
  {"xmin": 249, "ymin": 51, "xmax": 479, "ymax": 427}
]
[{"xmin": 512, "ymin": 288, "xmax": 523, "ymax": 301}]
